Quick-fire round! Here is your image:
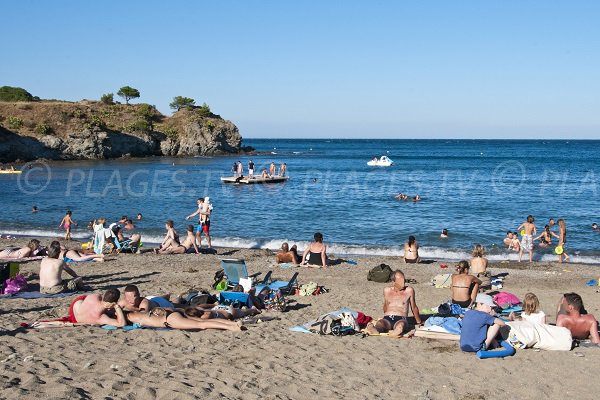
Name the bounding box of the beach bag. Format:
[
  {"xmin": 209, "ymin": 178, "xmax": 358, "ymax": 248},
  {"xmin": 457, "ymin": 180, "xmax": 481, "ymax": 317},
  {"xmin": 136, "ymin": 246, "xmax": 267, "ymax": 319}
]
[
  {"xmin": 367, "ymin": 264, "xmax": 392, "ymax": 283},
  {"xmin": 263, "ymin": 289, "xmax": 288, "ymax": 312},
  {"xmin": 3, "ymin": 273, "xmax": 28, "ymax": 295},
  {"xmin": 355, "ymin": 312, "xmax": 373, "ymax": 328},
  {"xmin": 299, "ymin": 282, "xmax": 318, "ymax": 296},
  {"xmin": 212, "ymin": 269, "xmax": 226, "ymax": 290},
  {"xmin": 184, "ymin": 290, "xmax": 218, "ymax": 306}
]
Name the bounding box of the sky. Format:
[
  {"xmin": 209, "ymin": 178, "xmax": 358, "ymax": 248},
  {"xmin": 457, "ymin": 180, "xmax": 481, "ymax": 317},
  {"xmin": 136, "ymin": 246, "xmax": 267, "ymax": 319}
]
[{"xmin": 1, "ymin": 1, "xmax": 599, "ymax": 139}]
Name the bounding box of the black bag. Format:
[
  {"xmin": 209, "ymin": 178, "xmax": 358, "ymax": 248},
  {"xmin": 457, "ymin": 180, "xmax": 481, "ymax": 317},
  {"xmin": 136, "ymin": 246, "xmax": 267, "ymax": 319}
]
[
  {"xmin": 184, "ymin": 291, "xmax": 217, "ymax": 306},
  {"xmin": 367, "ymin": 263, "xmax": 393, "ymax": 283}
]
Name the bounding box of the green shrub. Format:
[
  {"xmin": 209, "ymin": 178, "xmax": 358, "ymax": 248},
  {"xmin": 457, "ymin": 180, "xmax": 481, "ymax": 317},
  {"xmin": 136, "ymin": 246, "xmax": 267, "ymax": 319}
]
[
  {"xmin": 73, "ymin": 109, "xmax": 86, "ymax": 119},
  {"xmin": 125, "ymin": 119, "xmax": 151, "ymax": 133},
  {"xmin": 0, "ymin": 86, "xmax": 34, "ymax": 102},
  {"xmin": 196, "ymin": 103, "xmax": 211, "ymax": 117},
  {"xmin": 164, "ymin": 127, "xmax": 178, "ymax": 139},
  {"xmin": 170, "ymin": 96, "xmax": 195, "ymax": 111},
  {"xmin": 34, "ymin": 123, "xmax": 53, "ymax": 135},
  {"xmin": 136, "ymin": 104, "xmax": 156, "ymax": 120},
  {"xmin": 205, "ymin": 120, "xmax": 215, "ymax": 130},
  {"xmin": 100, "ymin": 93, "xmax": 114, "ymax": 105},
  {"xmin": 85, "ymin": 115, "xmax": 106, "ymax": 129},
  {"xmin": 7, "ymin": 116, "xmax": 23, "ymax": 129}
]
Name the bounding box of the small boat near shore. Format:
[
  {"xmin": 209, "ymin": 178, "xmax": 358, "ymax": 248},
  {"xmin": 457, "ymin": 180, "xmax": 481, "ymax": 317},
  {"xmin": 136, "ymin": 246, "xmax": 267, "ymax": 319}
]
[
  {"xmin": 367, "ymin": 156, "xmax": 394, "ymax": 167},
  {"xmin": 221, "ymin": 176, "xmax": 289, "ymax": 184}
]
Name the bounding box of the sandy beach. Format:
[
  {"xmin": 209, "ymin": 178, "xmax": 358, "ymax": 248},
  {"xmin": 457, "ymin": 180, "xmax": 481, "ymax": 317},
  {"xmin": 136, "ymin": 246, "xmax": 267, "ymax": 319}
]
[{"xmin": 1, "ymin": 237, "xmax": 600, "ymax": 400}]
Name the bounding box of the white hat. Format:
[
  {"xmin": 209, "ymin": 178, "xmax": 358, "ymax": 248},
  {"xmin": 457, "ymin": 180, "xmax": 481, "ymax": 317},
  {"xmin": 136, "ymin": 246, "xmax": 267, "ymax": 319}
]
[
  {"xmin": 475, "ymin": 294, "xmax": 496, "ymax": 308},
  {"xmin": 204, "ymin": 196, "xmax": 210, "ymax": 202}
]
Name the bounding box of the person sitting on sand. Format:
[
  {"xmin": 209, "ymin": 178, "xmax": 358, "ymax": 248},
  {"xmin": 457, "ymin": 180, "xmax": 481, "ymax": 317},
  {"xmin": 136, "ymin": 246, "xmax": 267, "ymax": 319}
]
[
  {"xmin": 0, "ymin": 239, "xmax": 41, "ymax": 259},
  {"xmin": 39, "ymin": 241, "xmax": 85, "ymax": 295},
  {"xmin": 366, "ymin": 270, "xmax": 422, "ymax": 337},
  {"xmin": 159, "ymin": 225, "xmax": 199, "ymax": 254},
  {"xmin": 508, "ymin": 292, "xmax": 546, "ymax": 324},
  {"xmin": 124, "ymin": 308, "xmax": 245, "ymax": 331},
  {"xmin": 112, "ymin": 224, "xmax": 142, "ymax": 252},
  {"xmin": 403, "ymin": 235, "xmax": 420, "ymax": 263},
  {"xmin": 118, "ymin": 284, "xmax": 176, "ymax": 311},
  {"xmin": 301, "ymin": 232, "xmax": 328, "ymax": 268},
  {"xmin": 154, "ymin": 220, "xmax": 180, "ymax": 254},
  {"xmin": 451, "ymin": 261, "xmax": 481, "ymax": 308},
  {"xmin": 69, "ymin": 289, "xmax": 126, "ymax": 327},
  {"xmin": 460, "ymin": 293, "xmax": 506, "ymax": 352},
  {"xmin": 470, "ymin": 244, "xmax": 488, "ymax": 275},
  {"xmin": 556, "ymin": 293, "xmax": 600, "ymax": 344},
  {"xmin": 276, "ymin": 242, "xmax": 300, "ymax": 264}
]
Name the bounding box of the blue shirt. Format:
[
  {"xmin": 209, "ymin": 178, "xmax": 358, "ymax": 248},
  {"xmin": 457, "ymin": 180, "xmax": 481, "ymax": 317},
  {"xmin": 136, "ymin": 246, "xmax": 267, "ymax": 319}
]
[{"xmin": 460, "ymin": 309, "xmax": 496, "ymax": 352}]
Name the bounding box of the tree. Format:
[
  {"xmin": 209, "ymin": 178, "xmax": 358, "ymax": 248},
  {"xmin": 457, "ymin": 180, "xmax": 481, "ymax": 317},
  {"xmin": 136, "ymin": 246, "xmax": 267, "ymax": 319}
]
[
  {"xmin": 0, "ymin": 86, "xmax": 34, "ymax": 102},
  {"xmin": 116, "ymin": 86, "xmax": 140, "ymax": 104},
  {"xmin": 169, "ymin": 96, "xmax": 195, "ymax": 111},
  {"xmin": 100, "ymin": 93, "xmax": 114, "ymax": 105}
]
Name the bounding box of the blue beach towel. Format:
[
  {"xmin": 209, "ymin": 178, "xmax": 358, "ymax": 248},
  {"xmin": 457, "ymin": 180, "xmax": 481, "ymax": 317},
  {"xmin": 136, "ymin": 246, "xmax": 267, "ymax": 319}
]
[{"xmin": 0, "ymin": 291, "xmax": 79, "ymax": 299}]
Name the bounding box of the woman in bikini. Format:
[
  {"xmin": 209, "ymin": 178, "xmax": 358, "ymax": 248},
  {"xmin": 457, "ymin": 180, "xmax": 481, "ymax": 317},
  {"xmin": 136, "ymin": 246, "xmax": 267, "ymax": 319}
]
[
  {"xmin": 160, "ymin": 225, "xmax": 199, "ymax": 254},
  {"xmin": 60, "ymin": 246, "xmax": 105, "ymax": 262},
  {"xmin": 124, "ymin": 308, "xmax": 245, "ymax": 331},
  {"xmin": 301, "ymin": 232, "xmax": 328, "ymax": 268},
  {"xmin": 155, "ymin": 220, "xmax": 181, "ymax": 254},
  {"xmin": 450, "ymin": 260, "xmax": 481, "ymax": 308},
  {"xmin": 0, "ymin": 239, "xmax": 41, "ymax": 259},
  {"xmin": 403, "ymin": 235, "xmax": 420, "ymax": 263},
  {"xmin": 470, "ymin": 244, "xmax": 490, "ymax": 287},
  {"xmin": 534, "ymin": 225, "xmax": 553, "ymax": 248}
]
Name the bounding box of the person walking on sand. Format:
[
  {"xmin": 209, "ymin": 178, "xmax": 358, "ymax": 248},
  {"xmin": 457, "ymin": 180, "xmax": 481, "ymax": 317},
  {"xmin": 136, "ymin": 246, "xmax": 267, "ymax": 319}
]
[
  {"xmin": 366, "ymin": 270, "xmax": 422, "ymax": 338},
  {"xmin": 518, "ymin": 215, "xmax": 537, "ymax": 263},
  {"xmin": 59, "ymin": 210, "xmax": 77, "ymax": 241}
]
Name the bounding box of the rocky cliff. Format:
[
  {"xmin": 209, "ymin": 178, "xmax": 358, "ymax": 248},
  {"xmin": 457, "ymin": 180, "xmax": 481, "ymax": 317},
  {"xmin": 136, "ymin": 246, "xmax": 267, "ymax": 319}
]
[{"xmin": 0, "ymin": 101, "xmax": 250, "ymax": 162}]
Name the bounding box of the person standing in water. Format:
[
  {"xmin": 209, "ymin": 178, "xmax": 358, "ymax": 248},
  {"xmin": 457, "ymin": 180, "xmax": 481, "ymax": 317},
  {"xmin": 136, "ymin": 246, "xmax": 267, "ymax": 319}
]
[
  {"xmin": 59, "ymin": 210, "xmax": 77, "ymax": 241},
  {"xmin": 556, "ymin": 218, "xmax": 570, "ymax": 263},
  {"xmin": 518, "ymin": 215, "xmax": 536, "ymax": 263}
]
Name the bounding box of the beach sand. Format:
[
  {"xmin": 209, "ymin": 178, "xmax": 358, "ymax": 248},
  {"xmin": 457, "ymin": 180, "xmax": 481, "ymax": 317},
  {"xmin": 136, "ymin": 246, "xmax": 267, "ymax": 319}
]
[{"xmin": 1, "ymin": 238, "xmax": 599, "ymax": 399}]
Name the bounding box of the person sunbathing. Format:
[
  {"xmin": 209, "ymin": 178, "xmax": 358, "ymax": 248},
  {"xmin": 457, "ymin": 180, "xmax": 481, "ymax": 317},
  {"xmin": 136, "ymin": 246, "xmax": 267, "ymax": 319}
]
[
  {"xmin": 403, "ymin": 235, "xmax": 420, "ymax": 263},
  {"xmin": 70, "ymin": 289, "xmax": 127, "ymax": 327},
  {"xmin": 124, "ymin": 308, "xmax": 245, "ymax": 331},
  {"xmin": 158, "ymin": 225, "xmax": 199, "ymax": 254},
  {"xmin": 60, "ymin": 246, "xmax": 105, "ymax": 263},
  {"xmin": 118, "ymin": 284, "xmax": 175, "ymax": 311},
  {"xmin": 450, "ymin": 261, "xmax": 481, "ymax": 308},
  {"xmin": 183, "ymin": 304, "xmax": 261, "ymax": 320},
  {"xmin": 556, "ymin": 292, "xmax": 600, "ymax": 344},
  {"xmin": 301, "ymin": 232, "xmax": 328, "ymax": 268},
  {"xmin": 366, "ymin": 270, "xmax": 422, "ymax": 337},
  {"xmin": 40, "ymin": 241, "xmax": 85, "ymax": 295},
  {"xmin": 0, "ymin": 239, "xmax": 41, "ymax": 259},
  {"xmin": 276, "ymin": 242, "xmax": 300, "ymax": 264}
]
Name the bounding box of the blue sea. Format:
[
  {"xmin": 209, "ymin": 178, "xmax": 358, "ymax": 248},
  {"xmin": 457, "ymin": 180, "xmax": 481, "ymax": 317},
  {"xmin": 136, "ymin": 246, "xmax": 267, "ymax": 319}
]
[{"xmin": 1, "ymin": 139, "xmax": 599, "ymax": 263}]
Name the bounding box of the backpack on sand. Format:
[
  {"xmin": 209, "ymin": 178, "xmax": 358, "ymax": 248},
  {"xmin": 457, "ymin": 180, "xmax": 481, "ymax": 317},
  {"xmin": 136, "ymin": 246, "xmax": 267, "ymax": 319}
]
[{"xmin": 367, "ymin": 264, "xmax": 393, "ymax": 283}]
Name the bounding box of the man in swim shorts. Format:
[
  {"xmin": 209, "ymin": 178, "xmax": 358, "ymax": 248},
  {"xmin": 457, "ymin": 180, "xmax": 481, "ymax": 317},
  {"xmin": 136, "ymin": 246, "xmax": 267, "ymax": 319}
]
[
  {"xmin": 366, "ymin": 270, "xmax": 422, "ymax": 337},
  {"xmin": 118, "ymin": 284, "xmax": 175, "ymax": 311},
  {"xmin": 71, "ymin": 289, "xmax": 126, "ymax": 327},
  {"xmin": 185, "ymin": 197, "xmax": 212, "ymax": 248},
  {"xmin": 556, "ymin": 293, "xmax": 600, "ymax": 344},
  {"xmin": 39, "ymin": 241, "xmax": 85, "ymax": 294},
  {"xmin": 518, "ymin": 215, "xmax": 537, "ymax": 263}
]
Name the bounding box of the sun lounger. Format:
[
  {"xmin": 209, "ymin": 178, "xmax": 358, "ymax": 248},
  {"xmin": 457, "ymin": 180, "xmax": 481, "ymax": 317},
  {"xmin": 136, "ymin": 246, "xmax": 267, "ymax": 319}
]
[{"xmin": 220, "ymin": 259, "xmax": 299, "ymax": 294}]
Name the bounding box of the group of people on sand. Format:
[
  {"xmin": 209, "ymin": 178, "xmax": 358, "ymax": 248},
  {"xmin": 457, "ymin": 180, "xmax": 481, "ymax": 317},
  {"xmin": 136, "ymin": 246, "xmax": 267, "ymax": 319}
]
[
  {"xmin": 504, "ymin": 216, "xmax": 570, "ymax": 263},
  {"xmin": 232, "ymin": 160, "xmax": 287, "ymax": 179},
  {"xmin": 67, "ymin": 285, "xmax": 256, "ymax": 332},
  {"xmin": 275, "ymin": 232, "xmax": 329, "ymax": 268}
]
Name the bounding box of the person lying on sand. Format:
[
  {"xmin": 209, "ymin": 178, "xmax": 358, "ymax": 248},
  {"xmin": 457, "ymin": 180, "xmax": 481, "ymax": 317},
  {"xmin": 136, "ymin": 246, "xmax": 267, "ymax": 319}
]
[
  {"xmin": 556, "ymin": 293, "xmax": 600, "ymax": 344},
  {"xmin": 0, "ymin": 239, "xmax": 41, "ymax": 259},
  {"xmin": 118, "ymin": 284, "xmax": 175, "ymax": 311},
  {"xmin": 276, "ymin": 242, "xmax": 300, "ymax": 265},
  {"xmin": 366, "ymin": 270, "xmax": 422, "ymax": 337},
  {"xmin": 40, "ymin": 241, "xmax": 85, "ymax": 295},
  {"xmin": 60, "ymin": 246, "xmax": 105, "ymax": 263},
  {"xmin": 183, "ymin": 304, "xmax": 261, "ymax": 320},
  {"xmin": 70, "ymin": 289, "xmax": 127, "ymax": 327},
  {"xmin": 124, "ymin": 308, "xmax": 245, "ymax": 331}
]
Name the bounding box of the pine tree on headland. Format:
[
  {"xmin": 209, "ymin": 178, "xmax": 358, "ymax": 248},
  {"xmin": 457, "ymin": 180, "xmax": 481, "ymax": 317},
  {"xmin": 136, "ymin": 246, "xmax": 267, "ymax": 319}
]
[{"xmin": 117, "ymin": 86, "xmax": 140, "ymax": 105}]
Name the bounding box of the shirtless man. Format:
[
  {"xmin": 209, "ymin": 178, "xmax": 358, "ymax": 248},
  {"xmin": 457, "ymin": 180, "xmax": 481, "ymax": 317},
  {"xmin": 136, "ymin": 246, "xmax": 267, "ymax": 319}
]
[
  {"xmin": 118, "ymin": 284, "xmax": 174, "ymax": 311},
  {"xmin": 39, "ymin": 241, "xmax": 84, "ymax": 294},
  {"xmin": 518, "ymin": 215, "xmax": 537, "ymax": 262},
  {"xmin": 276, "ymin": 242, "xmax": 300, "ymax": 264},
  {"xmin": 556, "ymin": 293, "xmax": 600, "ymax": 344},
  {"xmin": 503, "ymin": 231, "xmax": 513, "ymax": 247},
  {"xmin": 70, "ymin": 289, "xmax": 126, "ymax": 327},
  {"xmin": 185, "ymin": 197, "xmax": 212, "ymax": 248},
  {"xmin": 366, "ymin": 270, "xmax": 422, "ymax": 337}
]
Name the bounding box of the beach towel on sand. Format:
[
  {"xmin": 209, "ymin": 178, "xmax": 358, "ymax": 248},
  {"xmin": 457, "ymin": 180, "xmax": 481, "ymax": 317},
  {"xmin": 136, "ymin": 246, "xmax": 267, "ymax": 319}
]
[
  {"xmin": 493, "ymin": 292, "xmax": 521, "ymax": 309},
  {"xmin": 506, "ymin": 321, "xmax": 572, "ymax": 351},
  {"xmin": 0, "ymin": 291, "xmax": 76, "ymax": 299},
  {"xmin": 431, "ymin": 273, "xmax": 452, "ymax": 288}
]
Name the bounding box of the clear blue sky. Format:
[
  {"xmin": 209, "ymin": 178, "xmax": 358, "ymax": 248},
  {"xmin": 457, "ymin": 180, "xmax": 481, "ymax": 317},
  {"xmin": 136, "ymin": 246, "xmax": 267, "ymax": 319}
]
[{"xmin": 1, "ymin": 1, "xmax": 598, "ymax": 138}]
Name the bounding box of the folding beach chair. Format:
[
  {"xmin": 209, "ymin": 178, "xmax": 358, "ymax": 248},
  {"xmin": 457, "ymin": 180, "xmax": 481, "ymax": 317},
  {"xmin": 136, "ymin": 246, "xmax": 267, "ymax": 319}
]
[{"xmin": 220, "ymin": 259, "xmax": 299, "ymax": 295}]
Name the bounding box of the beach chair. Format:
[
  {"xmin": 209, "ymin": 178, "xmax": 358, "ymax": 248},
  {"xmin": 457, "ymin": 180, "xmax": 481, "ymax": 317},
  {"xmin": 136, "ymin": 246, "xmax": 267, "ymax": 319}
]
[{"xmin": 220, "ymin": 259, "xmax": 299, "ymax": 295}]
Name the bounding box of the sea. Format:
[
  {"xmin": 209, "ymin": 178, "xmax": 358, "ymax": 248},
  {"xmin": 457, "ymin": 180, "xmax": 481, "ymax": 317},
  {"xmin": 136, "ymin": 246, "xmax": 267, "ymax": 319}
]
[{"xmin": 1, "ymin": 139, "xmax": 599, "ymax": 263}]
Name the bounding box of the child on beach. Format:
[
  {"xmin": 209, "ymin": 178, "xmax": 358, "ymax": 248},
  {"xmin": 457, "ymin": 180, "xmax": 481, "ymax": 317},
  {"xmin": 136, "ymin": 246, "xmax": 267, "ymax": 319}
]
[
  {"xmin": 460, "ymin": 293, "xmax": 506, "ymax": 352},
  {"xmin": 59, "ymin": 210, "xmax": 76, "ymax": 241},
  {"xmin": 518, "ymin": 215, "xmax": 536, "ymax": 262},
  {"xmin": 508, "ymin": 292, "xmax": 546, "ymax": 324}
]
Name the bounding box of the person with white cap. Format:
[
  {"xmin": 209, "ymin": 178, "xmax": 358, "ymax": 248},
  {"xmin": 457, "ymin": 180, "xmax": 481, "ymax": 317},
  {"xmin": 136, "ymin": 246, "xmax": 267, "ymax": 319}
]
[{"xmin": 459, "ymin": 293, "xmax": 506, "ymax": 352}]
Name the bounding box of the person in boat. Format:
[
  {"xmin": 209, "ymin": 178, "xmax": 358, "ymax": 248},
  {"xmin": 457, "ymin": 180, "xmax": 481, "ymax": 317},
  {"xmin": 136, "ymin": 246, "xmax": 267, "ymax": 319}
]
[
  {"xmin": 261, "ymin": 169, "xmax": 271, "ymax": 179},
  {"xmin": 280, "ymin": 163, "xmax": 287, "ymax": 176},
  {"xmin": 276, "ymin": 242, "xmax": 300, "ymax": 265},
  {"xmin": 302, "ymin": 232, "xmax": 328, "ymax": 268},
  {"xmin": 403, "ymin": 236, "xmax": 420, "ymax": 263},
  {"xmin": 270, "ymin": 162, "xmax": 276, "ymax": 177},
  {"xmin": 232, "ymin": 161, "xmax": 238, "ymax": 177},
  {"xmin": 451, "ymin": 260, "xmax": 481, "ymax": 308},
  {"xmin": 0, "ymin": 239, "xmax": 41, "ymax": 259}
]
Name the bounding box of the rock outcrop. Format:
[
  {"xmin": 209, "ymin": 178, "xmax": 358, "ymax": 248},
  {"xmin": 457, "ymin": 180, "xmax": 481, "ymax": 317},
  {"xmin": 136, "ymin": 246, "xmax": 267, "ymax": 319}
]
[{"xmin": 0, "ymin": 101, "xmax": 250, "ymax": 162}]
